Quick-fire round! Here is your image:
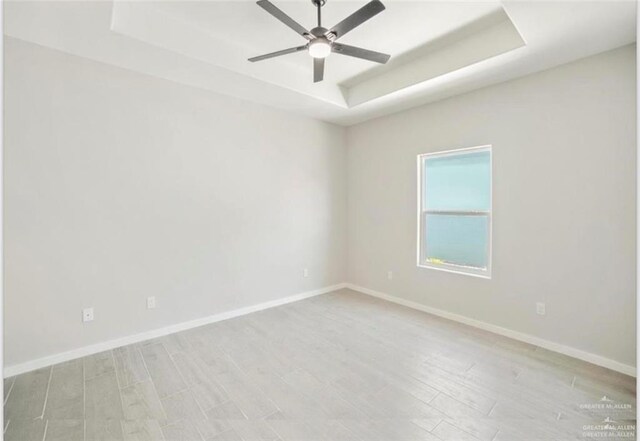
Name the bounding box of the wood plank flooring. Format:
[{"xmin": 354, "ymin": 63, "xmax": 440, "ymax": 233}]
[{"xmin": 3, "ymin": 289, "xmax": 636, "ymax": 440}]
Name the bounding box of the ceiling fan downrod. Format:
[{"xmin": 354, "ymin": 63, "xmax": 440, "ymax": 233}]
[{"xmin": 312, "ymin": 0, "xmax": 327, "ymax": 27}]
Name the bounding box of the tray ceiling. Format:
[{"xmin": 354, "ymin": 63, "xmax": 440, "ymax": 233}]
[{"xmin": 4, "ymin": 1, "xmax": 636, "ymax": 125}]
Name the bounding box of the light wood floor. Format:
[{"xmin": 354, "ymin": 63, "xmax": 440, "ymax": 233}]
[{"xmin": 4, "ymin": 289, "xmax": 636, "ymax": 440}]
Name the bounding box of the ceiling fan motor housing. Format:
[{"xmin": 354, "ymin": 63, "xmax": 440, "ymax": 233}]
[{"xmin": 310, "ymin": 26, "xmax": 329, "ymax": 38}]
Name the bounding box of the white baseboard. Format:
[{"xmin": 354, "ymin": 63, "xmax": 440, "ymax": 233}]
[
  {"xmin": 4, "ymin": 283, "xmax": 347, "ymax": 378},
  {"xmin": 346, "ymin": 283, "xmax": 636, "ymax": 377},
  {"xmin": 7, "ymin": 282, "xmax": 634, "ymax": 378}
]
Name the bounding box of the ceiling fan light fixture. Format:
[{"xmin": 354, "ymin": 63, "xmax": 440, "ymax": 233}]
[{"xmin": 308, "ymin": 39, "xmax": 332, "ymax": 58}]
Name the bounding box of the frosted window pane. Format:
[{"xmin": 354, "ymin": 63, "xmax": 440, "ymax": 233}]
[
  {"xmin": 424, "ymin": 214, "xmax": 489, "ymax": 269},
  {"xmin": 424, "ymin": 151, "xmax": 490, "ymax": 211}
]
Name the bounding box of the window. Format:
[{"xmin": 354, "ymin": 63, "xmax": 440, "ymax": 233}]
[{"xmin": 417, "ymin": 145, "xmax": 492, "ymax": 278}]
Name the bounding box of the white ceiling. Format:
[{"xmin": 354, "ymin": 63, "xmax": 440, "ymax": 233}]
[{"xmin": 5, "ymin": 0, "xmax": 637, "ymax": 125}]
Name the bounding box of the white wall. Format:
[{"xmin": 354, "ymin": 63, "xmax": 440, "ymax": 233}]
[
  {"xmin": 4, "ymin": 38, "xmax": 347, "ymax": 368},
  {"xmin": 347, "ymin": 45, "xmax": 636, "ymax": 368}
]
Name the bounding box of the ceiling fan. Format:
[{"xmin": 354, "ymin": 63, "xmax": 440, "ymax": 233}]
[{"xmin": 248, "ymin": 0, "xmax": 390, "ymax": 83}]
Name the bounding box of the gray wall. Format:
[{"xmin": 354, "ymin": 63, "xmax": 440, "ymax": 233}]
[
  {"xmin": 4, "ymin": 38, "xmax": 347, "ymax": 367},
  {"xmin": 5, "ymin": 38, "xmax": 636, "ymax": 371},
  {"xmin": 347, "ymin": 45, "xmax": 636, "ymax": 367}
]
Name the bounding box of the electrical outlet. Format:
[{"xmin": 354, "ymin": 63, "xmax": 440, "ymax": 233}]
[
  {"xmin": 82, "ymin": 307, "xmax": 94, "ymax": 323},
  {"xmin": 536, "ymin": 302, "xmax": 546, "ymax": 316},
  {"xmin": 387, "ymin": 271, "xmax": 393, "ymax": 280},
  {"xmin": 303, "ymin": 268, "xmax": 309, "ymax": 278},
  {"xmin": 147, "ymin": 296, "xmax": 156, "ymax": 309}
]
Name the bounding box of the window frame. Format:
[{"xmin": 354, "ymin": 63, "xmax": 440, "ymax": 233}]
[{"xmin": 416, "ymin": 145, "xmax": 493, "ymax": 279}]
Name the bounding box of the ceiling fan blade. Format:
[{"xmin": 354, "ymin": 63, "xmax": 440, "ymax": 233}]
[
  {"xmin": 248, "ymin": 45, "xmax": 307, "ymax": 62},
  {"xmin": 327, "ymin": 0, "xmax": 385, "ymax": 40},
  {"xmin": 257, "ymin": 0, "xmax": 313, "ymax": 40},
  {"xmin": 332, "ymin": 43, "xmax": 390, "ymax": 64},
  {"xmin": 313, "ymin": 58, "xmax": 325, "ymax": 83}
]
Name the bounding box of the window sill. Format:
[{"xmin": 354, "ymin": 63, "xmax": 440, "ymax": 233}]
[{"xmin": 417, "ymin": 262, "xmax": 491, "ymax": 279}]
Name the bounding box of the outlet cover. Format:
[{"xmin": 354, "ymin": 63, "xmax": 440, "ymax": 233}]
[
  {"xmin": 536, "ymin": 302, "xmax": 546, "ymax": 316},
  {"xmin": 83, "ymin": 307, "xmax": 94, "ymax": 322},
  {"xmin": 147, "ymin": 296, "xmax": 156, "ymax": 309}
]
